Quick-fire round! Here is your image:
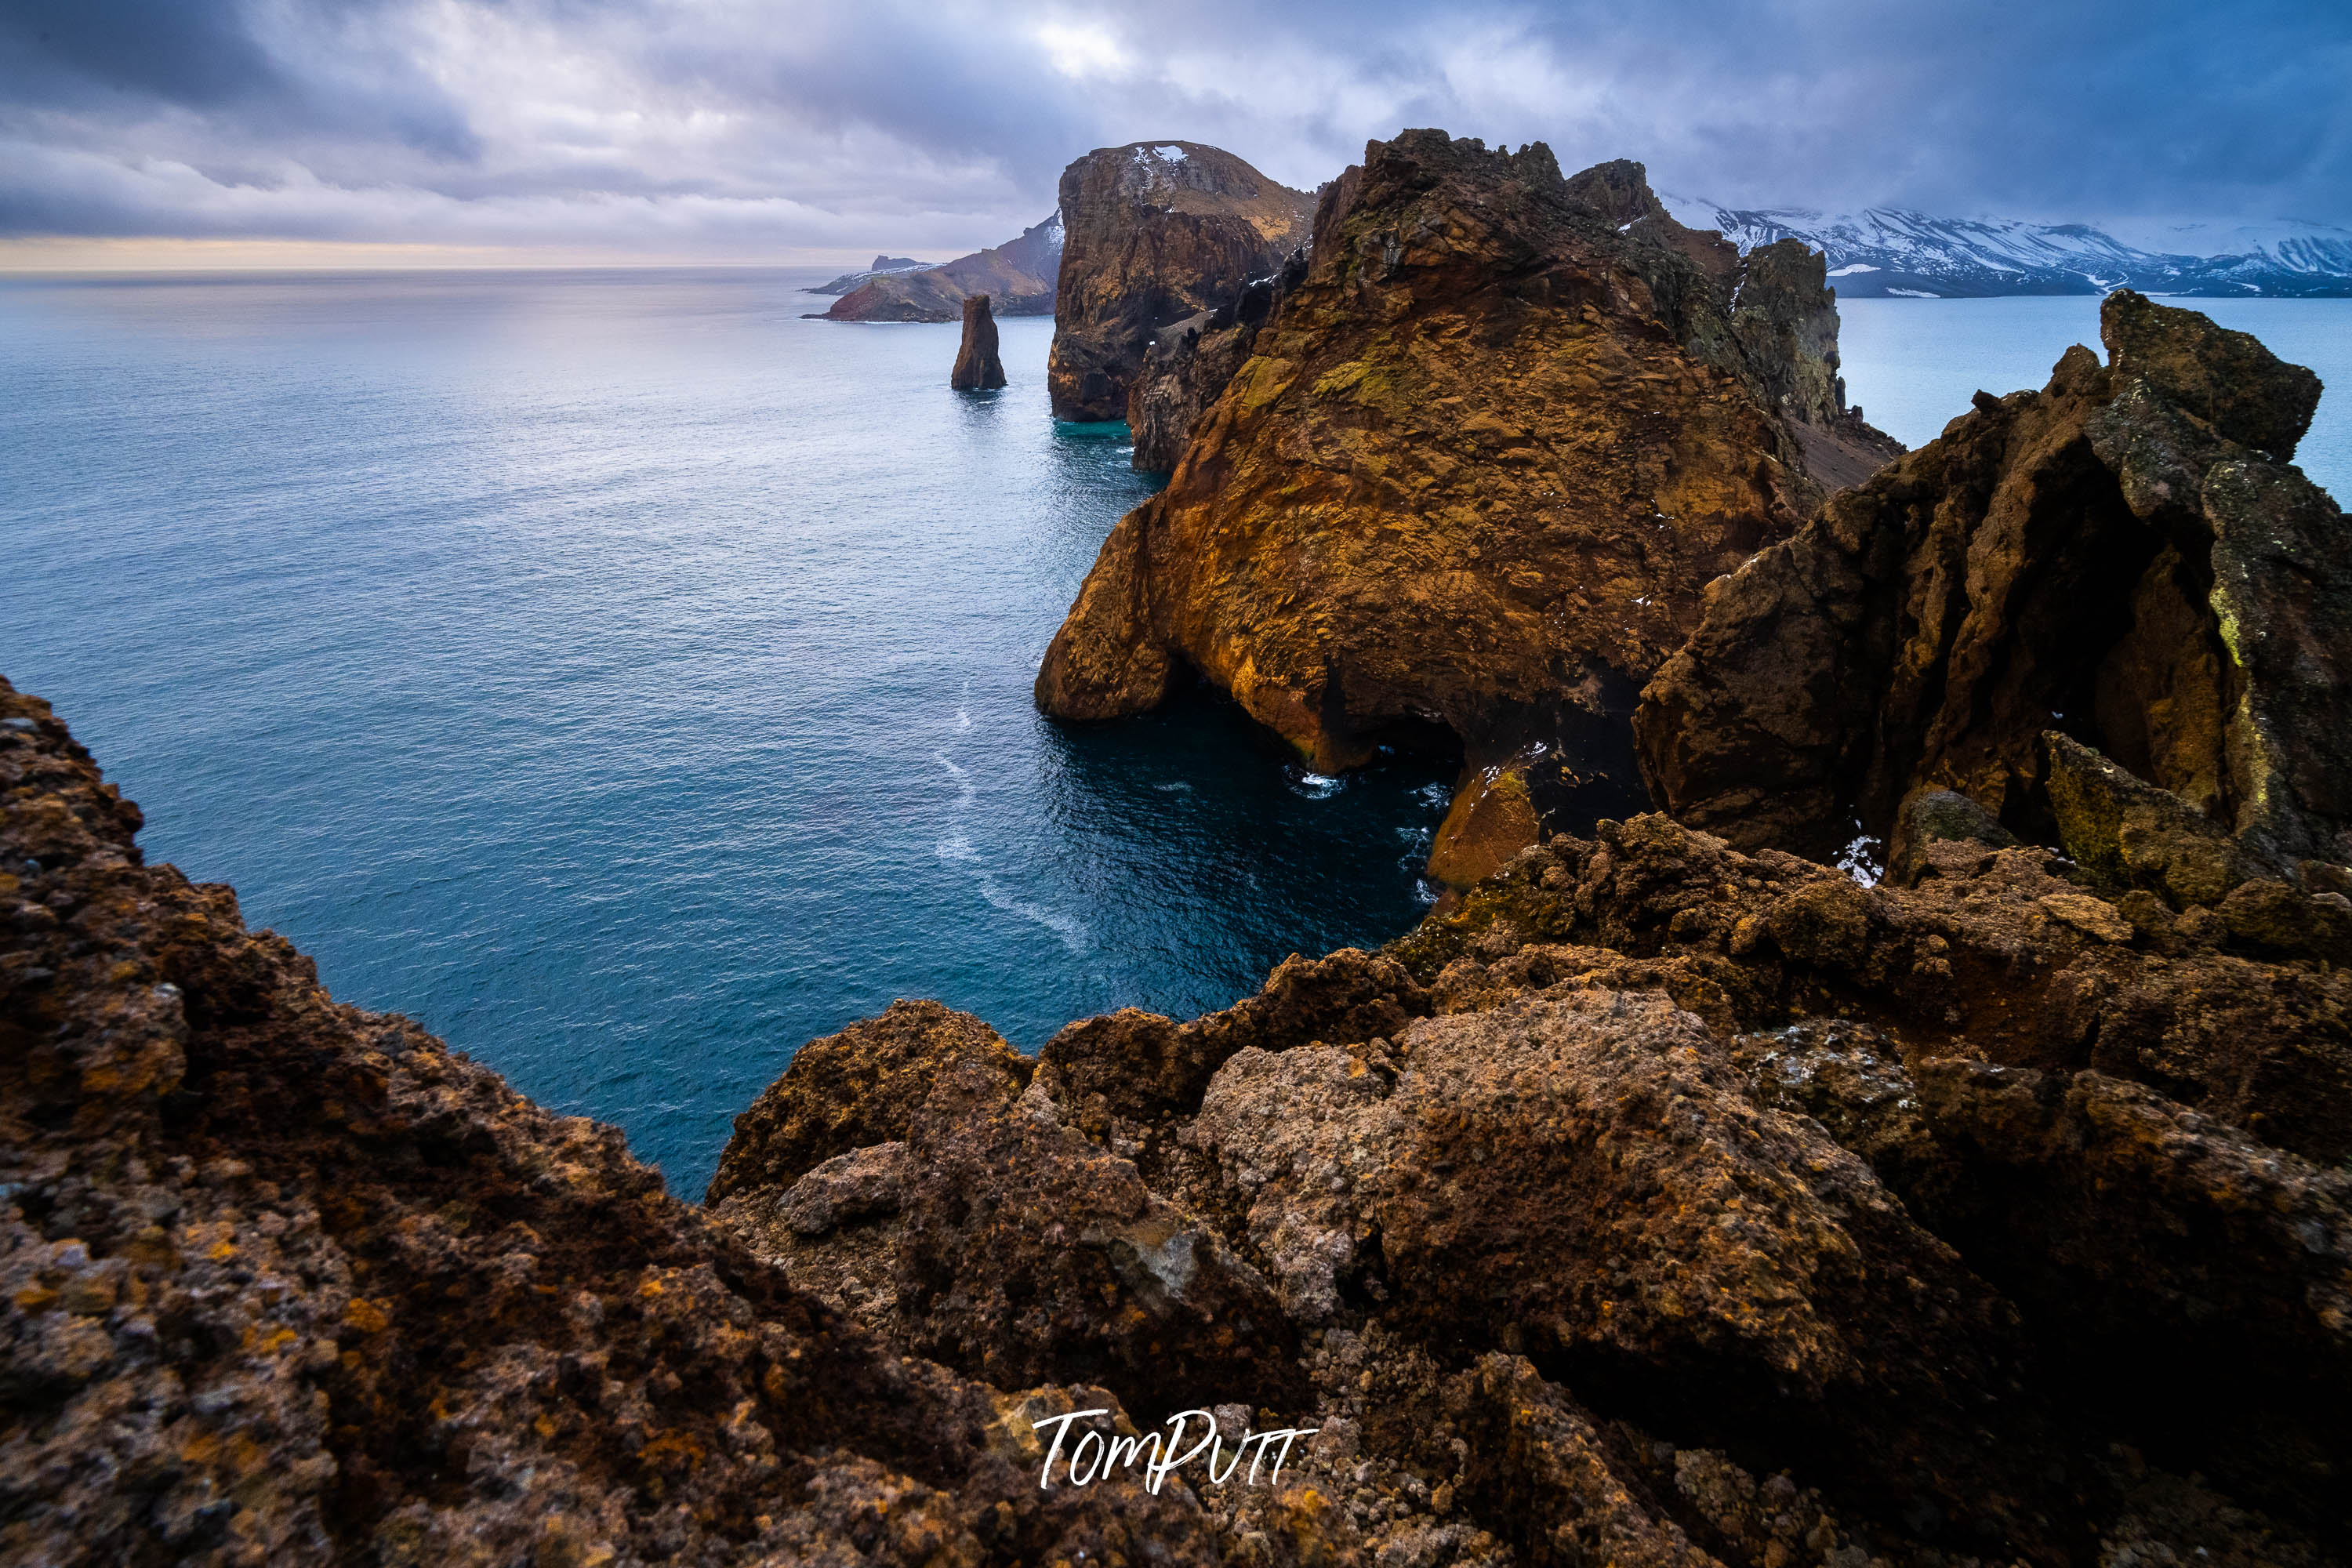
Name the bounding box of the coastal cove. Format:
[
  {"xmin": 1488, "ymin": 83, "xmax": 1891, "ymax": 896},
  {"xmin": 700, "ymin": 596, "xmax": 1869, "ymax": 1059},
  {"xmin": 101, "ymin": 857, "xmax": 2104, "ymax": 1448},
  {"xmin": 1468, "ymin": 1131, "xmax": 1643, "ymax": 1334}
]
[{"xmin": 5, "ymin": 265, "xmax": 2349, "ymax": 1196}]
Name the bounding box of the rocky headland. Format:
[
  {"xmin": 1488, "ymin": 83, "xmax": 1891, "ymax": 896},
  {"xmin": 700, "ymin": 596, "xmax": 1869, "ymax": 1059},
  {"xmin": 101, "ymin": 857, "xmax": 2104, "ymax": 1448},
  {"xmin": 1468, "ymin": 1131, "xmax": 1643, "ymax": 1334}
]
[
  {"xmin": 808, "ymin": 256, "xmax": 931, "ymax": 296},
  {"xmin": 816, "ymin": 215, "xmax": 1063, "ymax": 323},
  {"xmin": 1045, "ymin": 142, "xmax": 1316, "ymax": 424},
  {"xmin": 949, "ymin": 295, "xmax": 1007, "ymax": 390},
  {"xmin": 1037, "ymin": 132, "xmax": 1902, "ymax": 886}
]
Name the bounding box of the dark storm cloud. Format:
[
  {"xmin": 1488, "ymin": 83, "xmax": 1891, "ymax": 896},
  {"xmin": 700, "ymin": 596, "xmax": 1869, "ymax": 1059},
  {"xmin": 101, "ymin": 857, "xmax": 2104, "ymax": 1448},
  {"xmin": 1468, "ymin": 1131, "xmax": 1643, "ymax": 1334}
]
[{"xmin": 0, "ymin": 0, "xmax": 2344, "ymax": 255}]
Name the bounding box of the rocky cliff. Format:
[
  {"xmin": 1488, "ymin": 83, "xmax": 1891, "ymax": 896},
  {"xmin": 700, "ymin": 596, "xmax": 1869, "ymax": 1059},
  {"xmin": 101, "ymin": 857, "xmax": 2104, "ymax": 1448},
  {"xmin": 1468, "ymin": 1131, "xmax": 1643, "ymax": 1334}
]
[
  {"xmin": 818, "ymin": 214, "xmax": 1063, "ymax": 323},
  {"xmin": 12, "ymin": 628, "xmax": 2352, "ymax": 1563},
  {"xmin": 949, "ymin": 294, "xmax": 1006, "ymax": 390},
  {"xmin": 0, "ymin": 678, "xmax": 1226, "ymax": 1566},
  {"xmin": 1635, "ymin": 290, "xmax": 2345, "ymax": 881},
  {"xmin": 1125, "ymin": 251, "xmax": 1308, "ymax": 473},
  {"xmin": 1037, "ymin": 132, "xmax": 1893, "ymax": 886},
  {"xmin": 1045, "ymin": 142, "xmax": 1316, "ymax": 423}
]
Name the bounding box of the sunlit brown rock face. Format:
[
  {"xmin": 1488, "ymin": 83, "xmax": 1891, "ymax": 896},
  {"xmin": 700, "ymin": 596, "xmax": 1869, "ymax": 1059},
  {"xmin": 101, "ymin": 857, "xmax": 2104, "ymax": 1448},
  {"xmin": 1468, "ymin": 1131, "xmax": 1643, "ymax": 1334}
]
[
  {"xmin": 1635, "ymin": 290, "xmax": 2347, "ymax": 881},
  {"xmin": 1039, "ymin": 131, "xmax": 1889, "ymax": 885},
  {"xmin": 1045, "ymin": 141, "xmax": 1315, "ymax": 423}
]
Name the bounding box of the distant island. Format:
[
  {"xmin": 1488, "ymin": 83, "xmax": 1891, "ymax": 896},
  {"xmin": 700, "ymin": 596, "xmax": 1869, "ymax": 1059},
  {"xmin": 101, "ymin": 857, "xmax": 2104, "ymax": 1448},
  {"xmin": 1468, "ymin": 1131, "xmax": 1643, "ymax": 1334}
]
[{"xmin": 802, "ymin": 215, "xmax": 1064, "ymax": 321}]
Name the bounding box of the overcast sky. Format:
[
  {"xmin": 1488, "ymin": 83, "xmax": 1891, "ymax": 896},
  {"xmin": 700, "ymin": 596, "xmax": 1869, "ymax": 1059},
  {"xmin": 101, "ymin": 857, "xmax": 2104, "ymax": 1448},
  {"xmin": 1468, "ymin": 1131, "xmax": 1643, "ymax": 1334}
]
[{"xmin": 2, "ymin": 0, "xmax": 2347, "ymax": 264}]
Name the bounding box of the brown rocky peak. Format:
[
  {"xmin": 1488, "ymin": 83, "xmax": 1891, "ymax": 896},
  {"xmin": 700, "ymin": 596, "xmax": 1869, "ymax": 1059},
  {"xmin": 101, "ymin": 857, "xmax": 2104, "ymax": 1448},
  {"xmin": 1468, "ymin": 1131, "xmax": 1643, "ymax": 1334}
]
[
  {"xmin": 1560, "ymin": 155, "xmax": 1672, "ymax": 226},
  {"xmin": 1637, "ymin": 289, "xmax": 2351, "ymax": 887},
  {"xmin": 2101, "ymin": 286, "xmax": 2322, "ymax": 457},
  {"xmin": 949, "ymin": 292, "xmax": 1007, "ymax": 390},
  {"xmin": 1039, "ymin": 128, "xmax": 1881, "ymax": 884},
  {"xmin": 1045, "ymin": 140, "xmax": 1314, "ymax": 422}
]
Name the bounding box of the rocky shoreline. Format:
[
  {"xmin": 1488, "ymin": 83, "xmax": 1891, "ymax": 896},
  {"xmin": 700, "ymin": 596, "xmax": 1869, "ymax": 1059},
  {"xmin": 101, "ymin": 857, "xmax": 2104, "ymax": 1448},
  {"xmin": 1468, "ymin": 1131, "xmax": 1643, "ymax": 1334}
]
[{"xmin": 8, "ymin": 126, "xmax": 2350, "ymax": 1568}]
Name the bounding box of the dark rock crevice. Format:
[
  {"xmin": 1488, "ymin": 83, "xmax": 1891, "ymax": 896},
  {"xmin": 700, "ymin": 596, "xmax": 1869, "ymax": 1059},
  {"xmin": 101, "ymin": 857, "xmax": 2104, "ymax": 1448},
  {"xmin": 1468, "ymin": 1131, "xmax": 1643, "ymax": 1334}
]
[{"xmin": 1638, "ymin": 293, "xmax": 2350, "ymax": 888}]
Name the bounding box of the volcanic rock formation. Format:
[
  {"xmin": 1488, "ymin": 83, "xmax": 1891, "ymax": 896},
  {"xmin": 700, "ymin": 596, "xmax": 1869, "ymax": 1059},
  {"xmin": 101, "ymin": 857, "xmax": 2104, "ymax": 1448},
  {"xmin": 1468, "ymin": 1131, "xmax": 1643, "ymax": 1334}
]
[
  {"xmin": 706, "ymin": 809, "xmax": 2352, "ymax": 1566},
  {"xmin": 949, "ymin": 294, "xmax": 1007, "ymax": 390},
  {"xmin": 1038, "ymin": 132, "xmax": 1897, "ymax": 885},
  {"xmin": 1635, "ymin": 290, "xmax": 2347, "ymax": 881},
  {"xmin": 1045, "ymin": 141, "xmax": 1315, "ymax": 423},
  {"xmin": 818, "ymin": 213, "xmax": 1063, "ymax": 322},
  {"xmin": 13, "ymin": 648, "xmax": 2352, "ymax": 1562},
  {"xmin": 1126, "ymin": 249, "xmax": 1308, "ymax": 472}
]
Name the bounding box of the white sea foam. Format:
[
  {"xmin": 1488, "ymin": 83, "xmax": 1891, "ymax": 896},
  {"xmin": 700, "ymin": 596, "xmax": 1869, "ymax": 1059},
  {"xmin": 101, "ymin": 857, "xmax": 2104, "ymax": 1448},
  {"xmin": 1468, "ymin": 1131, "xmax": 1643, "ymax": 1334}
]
[{"xmin": 978, "ymin": 875, "xmax": 1090, "ymax": 952}]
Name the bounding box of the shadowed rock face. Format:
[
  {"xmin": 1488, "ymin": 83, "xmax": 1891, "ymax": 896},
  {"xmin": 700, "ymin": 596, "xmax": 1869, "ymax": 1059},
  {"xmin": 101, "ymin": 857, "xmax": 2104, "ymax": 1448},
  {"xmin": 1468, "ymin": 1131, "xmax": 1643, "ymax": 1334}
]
[
  {"xmin": 713, "ymin": 807, "xmax": 2352, "ymax": 1564},
  {"xmin": 1038, "ymin": 132, "xmax": 1896, "ymax": 885},
  {"xmin": 1636, "ymin": 290, "xmax": 2348, "ymax": 881},
  {"xmin": 1125, "ymin": 250, "xmax": 1308, "ymax": 473},
  {"xmin": 950, "ymin": 293, "xmax": 1007, "ymax": 390},
  {"xmin": 1045, "ymin": 141, "xmax": 1315, "ymax": 423}
]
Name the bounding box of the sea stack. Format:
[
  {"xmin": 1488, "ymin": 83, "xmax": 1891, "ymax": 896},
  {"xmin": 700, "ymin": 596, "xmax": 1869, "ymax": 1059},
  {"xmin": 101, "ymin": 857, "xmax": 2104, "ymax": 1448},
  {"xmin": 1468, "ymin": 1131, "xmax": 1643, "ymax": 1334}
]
[{"xmin": 949, "ymin": 293, "xmax": 1006, "ymax": 390}]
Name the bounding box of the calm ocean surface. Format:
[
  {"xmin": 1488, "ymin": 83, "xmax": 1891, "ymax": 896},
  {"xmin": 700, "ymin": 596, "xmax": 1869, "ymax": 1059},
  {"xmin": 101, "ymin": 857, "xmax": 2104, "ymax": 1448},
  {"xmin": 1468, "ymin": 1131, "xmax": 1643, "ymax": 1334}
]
[{"xmin": 5, "ymin": 270, "xmax": 2346, "ymax": 1193}]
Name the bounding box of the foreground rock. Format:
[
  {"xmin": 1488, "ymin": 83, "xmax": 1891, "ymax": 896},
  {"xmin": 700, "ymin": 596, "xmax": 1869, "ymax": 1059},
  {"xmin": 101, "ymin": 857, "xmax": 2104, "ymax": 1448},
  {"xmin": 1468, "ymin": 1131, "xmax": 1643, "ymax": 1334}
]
[
  {"xmin": 819, "ymin": 213, "xmax": 1063, "ymax": 322},
  {"xmin": 1636, "ymin": 290, "xmax": 2348, "ymax": 882},
  {"xmin": 949, "ymin": 293, "xmax": 1007, "ymax": 389},
  {"xmin": 1046, "ymin": 141, "xmax": 1315, "ymax": 423},
  {"xmin": 0, "ymin": 679, "xmax": 1222, "ymax": 1566},
  {"xmin": 1040, "ymin": 132, "xmax": 1901, "ymax": 885},
  {"xmin": 713, "ymin": 807, "xmax": 2352, "ymax": 1564},
  {"xmin": 13, "ymin": 674, "xmax": 2350, "ymax": 1564}
]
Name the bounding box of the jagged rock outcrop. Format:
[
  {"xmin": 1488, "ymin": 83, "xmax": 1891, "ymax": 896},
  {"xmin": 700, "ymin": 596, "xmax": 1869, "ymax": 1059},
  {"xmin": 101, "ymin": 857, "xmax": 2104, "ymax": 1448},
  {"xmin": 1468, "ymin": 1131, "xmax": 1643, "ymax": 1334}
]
[
  {"xmin": 949, "ymin": 292, "xmax": 1007, "ymax": 390},
  {"xmin": 818, "ymin": 213, "xmax": 1063, "ymax": 322},
  {"xmin": 710, "ymin": 804, "xmax": 2352, "ymax": 1563},
  {"xmin": 17, "ymin": 670, "xmax": 2352, "ymax": 1564},
  {"xmin": 1045, "ymin": 141, "xmax": 1315, "ymax": 422},
  {"xmin": 0, "ymin": 678, "xmax": 1226, "ymax": 1566},
  {"xmin": 1635, "ymin": 291, "xmax": 2347, "ymax": 884},
  {"xmin": 1040, "ymin": 132, "xmax": 1900, "ymax": 885}
]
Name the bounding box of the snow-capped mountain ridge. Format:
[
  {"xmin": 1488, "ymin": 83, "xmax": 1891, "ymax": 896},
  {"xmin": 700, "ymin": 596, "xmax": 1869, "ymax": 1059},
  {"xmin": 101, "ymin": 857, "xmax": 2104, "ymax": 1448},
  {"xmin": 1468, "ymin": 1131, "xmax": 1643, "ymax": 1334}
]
[{"xmin": 1661, "ymin": 194, "xmax": 2352, "ymax": 299}]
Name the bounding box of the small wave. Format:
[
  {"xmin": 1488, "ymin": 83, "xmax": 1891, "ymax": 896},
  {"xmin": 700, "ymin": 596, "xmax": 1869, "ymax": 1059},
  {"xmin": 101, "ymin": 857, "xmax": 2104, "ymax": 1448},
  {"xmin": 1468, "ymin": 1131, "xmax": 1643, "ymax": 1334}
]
[
  {"xmin": 1287, "ymin": 768, "xmax": 1345, "ymax": 799},
  {"xmin": 935, "ymin": 751, "xmax": 977, "ymax": 805},
  {"xmin": 1154, "ymin": 781, "xmax": 1193, "ymax": 793},
  {"xmin": 935, "ymin": 833, "xmax": 976, "ymax": 862},
  {"xmin": 1414, "ymin": 782, "xmax": 1453, "ymax": 808},
  {"xmin": 978, "ymin": 875, "xmax": 1090, "ymax": 952}
]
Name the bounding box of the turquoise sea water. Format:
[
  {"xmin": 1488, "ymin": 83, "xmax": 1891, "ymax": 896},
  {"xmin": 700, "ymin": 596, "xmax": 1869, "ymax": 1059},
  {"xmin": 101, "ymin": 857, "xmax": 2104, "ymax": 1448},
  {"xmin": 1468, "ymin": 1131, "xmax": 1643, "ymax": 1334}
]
[{"xmin": 5, "ymin": 270, "xmax": 2347, "ymax": 1194}]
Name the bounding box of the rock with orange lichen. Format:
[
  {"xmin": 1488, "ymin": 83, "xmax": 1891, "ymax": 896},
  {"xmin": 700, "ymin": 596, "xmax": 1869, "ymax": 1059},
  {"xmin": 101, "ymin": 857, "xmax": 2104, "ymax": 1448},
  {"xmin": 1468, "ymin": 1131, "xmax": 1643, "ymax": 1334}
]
[{"xmin": 1037, "ymin": 131, "xmax": 1899, "ymax": 887}]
